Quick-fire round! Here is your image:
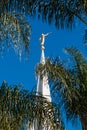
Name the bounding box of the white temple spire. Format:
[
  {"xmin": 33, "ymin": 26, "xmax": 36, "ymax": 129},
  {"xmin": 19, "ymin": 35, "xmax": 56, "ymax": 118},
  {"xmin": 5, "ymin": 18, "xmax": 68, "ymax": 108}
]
[
  {"xmin": 27, "ymin": 33, "xmax": 52, "ymax": 130},
  {"xmin": 36, "ymin": 33, "xmax": 51, "ymax": 102}
]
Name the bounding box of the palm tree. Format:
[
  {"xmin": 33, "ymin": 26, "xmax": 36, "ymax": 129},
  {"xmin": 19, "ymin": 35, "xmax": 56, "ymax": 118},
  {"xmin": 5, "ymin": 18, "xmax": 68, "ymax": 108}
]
[
  {"xmin": 0, "ymin": 81, "xmax": 31, "ymax": 130},
  {"xmin": 40, "ymin": 47, "xmax": 87, "ymax": 130},
  {"xmin": 28, "ymin": 0, "xmax": 87, "ymax": 28},
  {"xmin": 0, "ymin": 81, "xmax": 65, "ymax": 130},
  {"xmin": 1, "ymin": 0, "xmax": 87, "ymax": 28},
  {"xmin": 0, "ymin": 12, "xmax": 31, "ymax": 58},
  {"xmin": 0, "ymin": 0, "xmax": 31, "ymax": 58}
]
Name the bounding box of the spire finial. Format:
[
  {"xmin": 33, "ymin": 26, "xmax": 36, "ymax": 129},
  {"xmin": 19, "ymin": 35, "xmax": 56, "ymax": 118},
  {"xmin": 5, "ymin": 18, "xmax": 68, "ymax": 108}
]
[{"xmin": 39, "ymin": 32, "xmax": 52, "ymax": 50}]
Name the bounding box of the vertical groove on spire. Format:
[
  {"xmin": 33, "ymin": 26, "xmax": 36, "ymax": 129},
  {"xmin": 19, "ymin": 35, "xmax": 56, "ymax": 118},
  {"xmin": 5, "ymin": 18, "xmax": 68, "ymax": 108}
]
[{"xmin": 40, "ymin": 49, "xmax": 45, "ymax": 64}]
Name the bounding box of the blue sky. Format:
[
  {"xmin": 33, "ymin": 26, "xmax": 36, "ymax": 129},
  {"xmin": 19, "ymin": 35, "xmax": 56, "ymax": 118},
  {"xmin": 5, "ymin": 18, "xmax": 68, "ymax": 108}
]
[{"xmin": 0, "ymin": 16, "xmax": 86, "ymax": 129}]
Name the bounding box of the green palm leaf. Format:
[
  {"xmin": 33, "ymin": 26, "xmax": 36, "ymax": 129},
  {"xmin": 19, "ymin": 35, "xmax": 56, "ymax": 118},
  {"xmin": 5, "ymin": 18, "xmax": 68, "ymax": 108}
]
[
  {"xmin": 38, "ymin": 47, "xmax": 87, "ymax": 130},
  {"xmin": 0, "ymin": 12, "xmax": 31, "ymax": 58}
]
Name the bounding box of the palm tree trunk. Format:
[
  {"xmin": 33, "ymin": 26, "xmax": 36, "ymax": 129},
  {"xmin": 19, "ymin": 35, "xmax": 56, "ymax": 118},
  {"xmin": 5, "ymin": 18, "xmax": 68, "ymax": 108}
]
[{"xmin": 81, "ymin": 114, "xmax": 87, "ymax": 130}]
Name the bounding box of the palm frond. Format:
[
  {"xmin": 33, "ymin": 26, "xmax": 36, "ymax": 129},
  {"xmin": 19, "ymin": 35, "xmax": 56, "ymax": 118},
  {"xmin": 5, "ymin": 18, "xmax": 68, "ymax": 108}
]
[
  {"xmin": 0, "ymin": 81, "xmax": 65, "ymax": 130},
  {"xmin": 0, "ymin": 12, "xmax": 31, "ymax": 58},
  {"xmin": 37, "ymin": 47, "xmax": 87, "ymax": 129},
  {"xmin": 1, "ymin": 0, "xmax": 87, "ymax": 29}
]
